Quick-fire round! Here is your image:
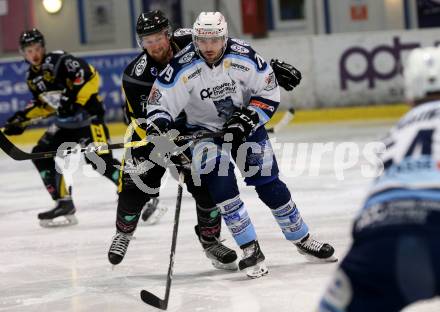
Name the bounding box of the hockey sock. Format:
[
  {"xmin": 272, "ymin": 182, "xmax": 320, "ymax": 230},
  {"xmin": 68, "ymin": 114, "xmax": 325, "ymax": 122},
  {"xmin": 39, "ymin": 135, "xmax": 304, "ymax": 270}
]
[
  {"xmin": 198, "ymin": 151, "xmax": 257, "ymax": 247},
  {"xmin": 38, "ymin": 169, "xmax": 70, "ymax": 200},
  {"xmin": 256, "ymin": 178, "xmax": 309, "ymax": 242},
  {"xmin": 32, "ymin": 155, "xmax": 70, "ymax": 200},
  {"xmin": 116, "ymin": 189, "xmax": 149, "ymax": 233},
  {"xmin": 218, "ymin": 195, "xmax": 257, "ymax": 246},
  {"xmin": 195, "ymin": 204, "xmax": 221, "ymax": 244},
  {"xmin": 88, "ymin": 154, "xmax": 121, "ymax": 185}
]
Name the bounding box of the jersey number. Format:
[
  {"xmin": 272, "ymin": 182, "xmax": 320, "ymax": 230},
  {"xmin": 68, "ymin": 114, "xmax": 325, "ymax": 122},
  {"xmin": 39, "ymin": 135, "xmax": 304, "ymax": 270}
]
[
  {"xmin": 161, "ymin": 65, "xmax": 174, "ymax": 82},
  {"xmin": 384, "ymin": 128, "xmax": 435, "ymax": 170},
  {"xmin": 255, "ymin": 54, "xmax": 266, "ymax": 71}
]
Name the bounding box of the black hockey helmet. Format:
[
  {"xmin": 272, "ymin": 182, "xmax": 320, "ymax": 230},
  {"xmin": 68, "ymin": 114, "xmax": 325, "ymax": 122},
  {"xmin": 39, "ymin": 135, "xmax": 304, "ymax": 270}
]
[
  {"xmin": 19, "ymin": 28, "xmax": 45, "ymax": 51},
  {"xmin": 136, "ymin": 10, "xmax": 169, "ymax": 38}
]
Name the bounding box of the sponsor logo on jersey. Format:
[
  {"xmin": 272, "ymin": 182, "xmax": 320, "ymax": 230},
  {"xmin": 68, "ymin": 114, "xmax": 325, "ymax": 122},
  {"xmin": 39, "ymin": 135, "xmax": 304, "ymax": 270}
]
[
  {"xmin": 174, "ymin": 28, "xmax": 193, "ymax": 37},
  {"xmin": 65, "ymin": 59, "xmax": 81, "ymax": 72},
  {"xmin": 73, "ymin": 75, "xmax": 85, "ymax": 86},
  {"xmin": 150, "ymin": 67, "xmax": 158, "ymax": 77},
  {"xmin": 184, "ymin": 67, "xmax": 202, "ymax": 83},
  {"xmin": 188, "ymin": 68, "xmax": 202, "ymax": 80},
  {"xmin": 140, "ymin": 94, "xmax": 149, "ymax": 112},
  {"xmin": 230, "ymin": 44, "xmax": 250, "ymax": 54},
  {"xmin": 43, "ymin": 56, "xmax": 55, "ymax": 71},
  {"xmin": 43, "ymin": 71, "xmax": 55, "ymax": 83},
  {"xmin": 178, "ymin": 52, "xmax": 195, "ymax": 64},
  {"xmin": 231, "ymin": 38, "xmax": 250, "ymax": 46},
  {"xmin": 135, "ymin": 54, "xmax": 147, "ymax": 76},
  {"xmin": 147, "ymin": 86, "xmax": 162, "ymax": 106},
  {"xmin": 264, "ymin": 72, "xmax": 278, "ymax": 91},
  {"xmin": 174, "ymin": 44, "xmax": 191, "ymax": 58},
  {"xmin": 200, "ymin": 81, "xmax": 237, "ymax": 100},
  {"xmin": 250, "ymin": 99, "xmax": 275, "ymax": 112},
  {"xmin": 231, "ymin": 62, "xmax": 250, "ymax": 72}
]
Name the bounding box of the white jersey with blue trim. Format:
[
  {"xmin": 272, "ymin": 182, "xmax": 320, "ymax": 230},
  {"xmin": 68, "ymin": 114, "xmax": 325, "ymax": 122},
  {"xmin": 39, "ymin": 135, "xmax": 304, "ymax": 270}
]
[
  {"xmin": 146, "ymin": 38, "xmax": 280, "ymax": 132},
  {"xmin": 363, "ymin": 100, "xmax": 440, "ymax": 209}
]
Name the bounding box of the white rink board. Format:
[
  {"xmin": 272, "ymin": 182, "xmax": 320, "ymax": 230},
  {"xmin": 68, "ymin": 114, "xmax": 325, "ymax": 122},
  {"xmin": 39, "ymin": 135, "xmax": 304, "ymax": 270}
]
[{"xmin": 249, "ymin": 28, "xmax": 440, "ymax": 108}]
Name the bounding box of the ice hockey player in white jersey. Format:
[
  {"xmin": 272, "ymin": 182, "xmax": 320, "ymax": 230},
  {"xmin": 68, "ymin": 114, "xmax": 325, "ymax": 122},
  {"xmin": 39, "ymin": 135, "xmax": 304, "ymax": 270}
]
[
  {"xmin": 146, "ymin": 12, "xmax": 337, "ymax": 278},
  {"xmin": 317, "ymin": 47, "xmax": 440, "ymax": 311}
]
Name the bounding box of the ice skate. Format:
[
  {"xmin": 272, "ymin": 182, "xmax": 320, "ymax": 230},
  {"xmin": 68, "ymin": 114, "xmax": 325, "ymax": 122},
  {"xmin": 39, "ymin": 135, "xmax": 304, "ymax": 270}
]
[
  {"xmin": 38, "ymin": 198, "xmax": 77, "ymax": 228},
  {"xmin": 195, "ymin": 226, "xmax": 238, "ymax": 270},
  {"xmin": 108, "ymin": 231, "xmax": 134, "ymax": 265},
  {"xmin": 238, "ymin": 240, "xmax": 268, "ymax": 278},
  {"xmin": 141, "ymin": 198, "xmax": 168, "ymax": 225},
  {"xmin": 295, "ymin": 234, "xmax": 337, "ymax": 262}
]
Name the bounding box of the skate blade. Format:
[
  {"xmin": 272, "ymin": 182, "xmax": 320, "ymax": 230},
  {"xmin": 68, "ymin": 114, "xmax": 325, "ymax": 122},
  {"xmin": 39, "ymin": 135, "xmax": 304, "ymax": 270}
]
[
  {"xmin": 298, "ymin": 251, "xmax": 338, "ymax": 263},
  {"xmin": 145, "ymin": 205, "xmax": 168, "ymax": 225},
  {"xmin": 211, "ymin": 259, "xmax": 238, "ymax": 271},
  {"xmin": 246, "ymin": 261, "xmax": 269, "ymax": 279},
  {"xmin": 39, "ymin": 215, "xmax": 78, "ymax": 228}
]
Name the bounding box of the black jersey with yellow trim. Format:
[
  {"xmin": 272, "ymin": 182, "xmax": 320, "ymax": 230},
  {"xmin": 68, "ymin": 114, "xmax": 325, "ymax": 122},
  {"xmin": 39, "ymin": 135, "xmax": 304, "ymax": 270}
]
[
  {"xmin": 25, "ymin": 50, "xmax": 103, "ymax": 120},
  {"xmin": 26, "ymin": 51, "xmax": 96, "ymax": 101},
  {"xmin": 121, "ymin": 28, "xmax": 193, "ymax": 134}
]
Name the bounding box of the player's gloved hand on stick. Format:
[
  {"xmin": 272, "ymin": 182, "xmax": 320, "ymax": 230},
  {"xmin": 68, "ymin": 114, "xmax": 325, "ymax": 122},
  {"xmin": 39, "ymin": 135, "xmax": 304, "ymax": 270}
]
[
  {"xmin": 3, "ymin": 111, "xmax": 28, "ymax": 135},
  {"xmin": 145, "ymin": 120, "xmax": 177, "ymax": 164},
  {"xmin": 270, "ymin": 59, "xmax": 302, "ymax": 91},
  {"xmin": 223, "ymin": 107, "xmax": 259, "ymax": 145},
  {"xmin": 57, "ymin": 94, "xmax": 76, "ymax": 118}
]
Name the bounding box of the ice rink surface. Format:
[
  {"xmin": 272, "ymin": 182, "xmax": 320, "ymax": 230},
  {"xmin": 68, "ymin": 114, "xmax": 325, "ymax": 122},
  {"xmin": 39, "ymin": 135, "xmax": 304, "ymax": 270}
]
[{"xmin": 0, "ymin": 121, "xmax": 439, "ymax": 312}]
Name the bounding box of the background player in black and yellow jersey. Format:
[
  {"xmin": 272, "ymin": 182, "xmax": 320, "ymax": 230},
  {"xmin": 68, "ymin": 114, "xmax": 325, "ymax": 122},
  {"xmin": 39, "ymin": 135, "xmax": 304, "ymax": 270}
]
[{"xmin": 3, "ymin": 29, "xmax": 121, "ymax": 227}]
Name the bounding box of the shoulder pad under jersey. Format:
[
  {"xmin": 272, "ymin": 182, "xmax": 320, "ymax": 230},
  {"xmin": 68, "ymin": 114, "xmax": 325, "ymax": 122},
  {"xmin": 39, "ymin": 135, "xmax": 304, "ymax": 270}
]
[
  {"xmin": 42, "ymin": 51, "xmax": 68, "ymax": 72},
  {"xmin": 157, "ymin": 43, "xmax": 201, "ymax": 86},
  {"xmin": 224, "ymin": 38, "xmax": 268, "ymax": 72},
  {"xmin": 172, "ymin": 28, "xmax": 193, "ymax": 50},
  {"xmin": 124, "ymin": 51, "xmax": 159, "ymax": 81}
]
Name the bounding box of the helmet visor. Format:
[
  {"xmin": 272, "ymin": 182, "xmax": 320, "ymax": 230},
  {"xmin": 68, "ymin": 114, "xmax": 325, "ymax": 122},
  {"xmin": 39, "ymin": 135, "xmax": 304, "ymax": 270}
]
[{"xmin": 137, "ymin": 28, "xmax": 169, "ymax": 49}]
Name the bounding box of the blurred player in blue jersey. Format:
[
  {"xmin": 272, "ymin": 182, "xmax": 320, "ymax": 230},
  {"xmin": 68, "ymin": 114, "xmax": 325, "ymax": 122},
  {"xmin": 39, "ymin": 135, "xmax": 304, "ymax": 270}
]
[{"xmin": 317, "ymin": 47, "xmax": 440, "ymax": 311}]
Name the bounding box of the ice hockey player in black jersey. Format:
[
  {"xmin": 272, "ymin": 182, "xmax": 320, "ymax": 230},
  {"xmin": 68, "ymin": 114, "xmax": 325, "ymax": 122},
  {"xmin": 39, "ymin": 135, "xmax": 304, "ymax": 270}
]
[
  {"xmin": 3, "ymin": 29, "xmax": 121, "ymax": 227},
  {"xmin": 108, "ymin": 11, "xmax": 238, "ymax": 271}
]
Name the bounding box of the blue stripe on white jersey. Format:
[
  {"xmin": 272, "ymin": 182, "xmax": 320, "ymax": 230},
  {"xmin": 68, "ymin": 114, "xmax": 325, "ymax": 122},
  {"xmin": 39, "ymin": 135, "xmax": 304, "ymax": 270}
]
[
  {"xmin": 223, "ymin": 54, "xmax": 269, "ymax": 73},
  {"xmin": 156, "ymin": 59, "xmax": 204, "ymax": 88},
  {"xmin": 364, "ymin": 188, "xmax": 440, "ymax": 209}
]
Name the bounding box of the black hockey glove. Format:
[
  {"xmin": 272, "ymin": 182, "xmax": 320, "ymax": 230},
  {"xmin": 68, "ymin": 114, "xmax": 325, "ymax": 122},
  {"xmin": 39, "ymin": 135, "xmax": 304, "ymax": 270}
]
[
  {"xmin": 223, "ymin": 108, "xmax": 259, "ymax": 144},
  {"xmin": 270, "ymin": 59, "xmax": 302, "ymax": 91},
  {"xmin": 3, "ymin": 111, "xmax": 28, "ymax": 135},
  {"xmin": 57, "ymin": 94, "xmax": 77, "ymax": 118}
]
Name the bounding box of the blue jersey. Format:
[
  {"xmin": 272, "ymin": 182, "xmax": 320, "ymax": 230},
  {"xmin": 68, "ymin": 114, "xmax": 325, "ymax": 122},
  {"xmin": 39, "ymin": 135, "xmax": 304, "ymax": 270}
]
[{"xmin": 354, "ymin": 100, "xmax": 440, "ymax": 234}]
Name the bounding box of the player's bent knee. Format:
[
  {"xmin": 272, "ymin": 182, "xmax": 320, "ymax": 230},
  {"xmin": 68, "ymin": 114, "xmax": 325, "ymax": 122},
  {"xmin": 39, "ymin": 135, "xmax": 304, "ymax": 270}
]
[
  {"xmin": 118, "ymin": 187, "xmax": 150, "ymax": 212},
  {"xmin": 255, "ymin": 178, "xmax": 291, "ymax": 209}
]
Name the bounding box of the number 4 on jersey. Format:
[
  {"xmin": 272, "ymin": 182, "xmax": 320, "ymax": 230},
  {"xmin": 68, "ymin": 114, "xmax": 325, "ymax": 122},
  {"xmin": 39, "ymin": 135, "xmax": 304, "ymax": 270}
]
[{"xmin": 384, "ymin": 128, "xmax": 435, "ymax": 170}]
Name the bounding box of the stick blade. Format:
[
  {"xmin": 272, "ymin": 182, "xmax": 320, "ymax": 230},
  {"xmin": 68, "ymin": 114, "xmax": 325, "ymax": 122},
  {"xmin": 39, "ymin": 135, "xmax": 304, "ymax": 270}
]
[
  {"xmin": 140, "ymin": 290, "xmax": 168, "ymax": 310},
  {"xmin": 0, "ymin": 131, "xmax": 31, "ymax": 161}
]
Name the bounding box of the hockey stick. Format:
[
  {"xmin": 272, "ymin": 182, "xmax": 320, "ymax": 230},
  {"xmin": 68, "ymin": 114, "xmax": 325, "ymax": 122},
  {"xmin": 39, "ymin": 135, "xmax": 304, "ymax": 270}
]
[
  {"xmin": 0, "ymin": 114, "xmax": 55, "ymax": 133},
  {"xmin": 0, "ymin": 131, "xmax": 225, "ymax": 161},
  {"xmin": 140, "ymin": 171, "xmax": 185, "ymax": 310},
  {"xmin": 267, "ymin": 107, "xmax": 295, "ymax": 133}
]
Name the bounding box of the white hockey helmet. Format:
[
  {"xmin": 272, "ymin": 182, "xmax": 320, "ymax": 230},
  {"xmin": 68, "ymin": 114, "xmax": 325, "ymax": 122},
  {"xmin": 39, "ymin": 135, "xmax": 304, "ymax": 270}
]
[
  {"xmin": 192, "ymin": 12, "xmax": 228, "ymax": 61},
  {"xmin": 193, "ymin": 12, "xmax": 228, "ymax": 39},
  {"xmin": 404, "ymin": 46, "xmax": 440, "ymax": 101}
]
